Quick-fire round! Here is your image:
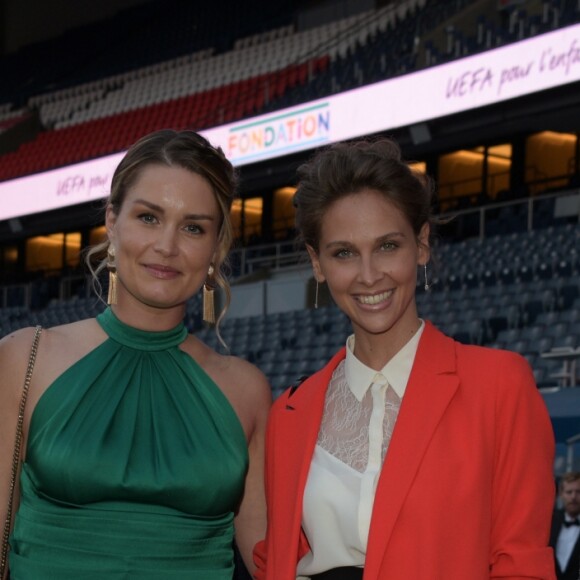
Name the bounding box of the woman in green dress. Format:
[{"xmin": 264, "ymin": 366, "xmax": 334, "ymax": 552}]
[{"xmin": 0, "ymin": 129, "xmax": 271, "ymax": 579}]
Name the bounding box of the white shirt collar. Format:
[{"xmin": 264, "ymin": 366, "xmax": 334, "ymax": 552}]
[{"xmin": 345, "ymin": 320, "xmax": 425, "ymax": 401}]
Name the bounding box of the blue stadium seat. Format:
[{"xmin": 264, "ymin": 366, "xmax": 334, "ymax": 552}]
[
  {"xmin": 520, "ymin": 325, "xmax": 546, "ymax": 342},
  {"xmin": 509, "ymin": 339, "xmax": 529, "ymax": 354},
  {"xmin": 555, "ymin": 259, "xmax": 573, "ymax": 278},
  {"xmin": 559, "ymin": 282, "xmax": 580, "ymax": 310},
  {"xmin": 551, "ymin": 334, "xmax": 577, "ymax": 349},
  {"xmin": 534, "ymin": 336, "xmax": 554, "ymax": 355},
  {"xmin": 497, "ymin": 328, "xmax": 521, "ymax": 344},
  {"xmin": 545, "ymin": 322, "xmax": 570, "ymax": 340},
  {"xmin": 535, "ymin": 311, "xmax": 560, "ymax": 327},
  {"xmin": 497, "ymin": 266, "xmax": 517, "ymax": 285},
  {"xmin": 522, "ymin": 297, "xmax": 544, "ymax": 325},
  {"xmin": 259, "ymin": 349, "xmax": 280, "ymax": 364},
  {"xmin": 534, "ymin": 261, "xmax": 552, "ymax": 280},
  {"xmin": 480, "ymin": 269, "xmax": 496, "ymax": 287}
]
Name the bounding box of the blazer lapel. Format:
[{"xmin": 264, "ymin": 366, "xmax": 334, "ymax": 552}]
[
  {"xmin": 565, "ymin": 530, "xmax": 580, "ymax": 574},
  {"xmin": 365, "ymin": 323, "xmax": 460, "ymax": 577},
  {"xmin": 270, "ymin": 348, "xmax": 346, "ymax": 573}
]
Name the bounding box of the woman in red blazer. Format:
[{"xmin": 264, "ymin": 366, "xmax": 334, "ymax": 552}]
[{"xmin": 253, "ymin": 139, "xmax": 556, "ymax": 580}]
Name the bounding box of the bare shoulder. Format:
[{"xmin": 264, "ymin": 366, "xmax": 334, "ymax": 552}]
[
  {"xmin": 0, "ymin": 325, "xmax": 42, "ymax": 355},
  {"xmin": 41, "ymin": 318, "xmax": 105, "ymax": 350},
  {"xmin": 219, "ymin": 355, "xmax": 272, "ymax": 440},
  {"xmin": 0, "ymin": 326, "xmax": 49, "ymax": 434},
  {"xmin": 1, "ymin": 318, "xmax": 106, "ymax": 406},
  {"xmin": 185, "ymin": 336, "xmax": 271, "ymax": 400},
  {"xmin": 208, "ymin": 348, "xmax": 272, "ymax": 404},
  {"xmin": 186, "ymin": 338, "xmax": 272, "ymax": 438},
  {"xmin": 0, "ymin": 326, "xmax": 44, "ymax": 389},
  {"xmin": 225, "ymin": 355, "xmax": 271, "ymax": 394}
]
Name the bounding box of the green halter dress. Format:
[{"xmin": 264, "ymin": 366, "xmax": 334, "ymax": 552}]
[{"xmin": 9, "ymin": 307, "xmax": 248, "ymax": 579}]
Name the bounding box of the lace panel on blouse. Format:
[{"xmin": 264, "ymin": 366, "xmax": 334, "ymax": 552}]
[{"xmin": 317, "ymin": 360, "xmax": 402, "ymax": 473}]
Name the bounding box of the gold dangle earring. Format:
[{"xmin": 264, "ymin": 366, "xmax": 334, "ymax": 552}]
[
  {"xmin": 203, "ymin": 264, "xmax": 216, "ymax": 324},
  {"xmin": 107, "ymin": 246, "xmax": 118, "ymax": 305}
]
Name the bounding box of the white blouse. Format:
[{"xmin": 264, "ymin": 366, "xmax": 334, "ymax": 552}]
[{"xmin": 297, "ymin": 322, "xmax": 424, "ymax": 579}]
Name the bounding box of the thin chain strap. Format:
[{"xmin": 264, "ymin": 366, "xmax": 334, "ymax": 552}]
[{"xmin": 1, "ymin": 325, "xmax": 42, "ymax": 578}]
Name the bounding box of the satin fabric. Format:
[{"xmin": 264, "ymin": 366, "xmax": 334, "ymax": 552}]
[{"xmin": 9, "ymin": 307, "xmax": 248, "ymax": 579}]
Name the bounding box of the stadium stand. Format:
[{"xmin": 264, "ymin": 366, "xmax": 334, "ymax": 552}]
[
  {"xmin": 1, "ymin": 221, "xmax": 580, "ymax": 393},
  {"xmin": 2, "ymin": 0, "xmax": 579, "ymax": 183}
]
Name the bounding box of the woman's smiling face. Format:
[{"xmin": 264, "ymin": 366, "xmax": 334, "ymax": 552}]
[
  {"xmin": 106, "ymin": 164, "xmax": 220, "ymax": 318},
  {"xmin": 308, "ymin": 188, "xmax": 429, "ymax": 351}
]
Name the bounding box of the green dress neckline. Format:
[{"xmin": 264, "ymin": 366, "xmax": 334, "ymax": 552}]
[{"xmin": 97, "ymin": 307, "xmax": 189, "ymax": 351}]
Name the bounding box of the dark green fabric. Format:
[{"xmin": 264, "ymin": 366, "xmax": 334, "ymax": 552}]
[{"xmin": 9, "ymin": 307, "xmax": 248, "ymax": 579}]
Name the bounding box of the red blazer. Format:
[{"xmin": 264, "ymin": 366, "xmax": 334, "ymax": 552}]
[{"xmin": 254, "ymin": 322, "xmax": 556, "ymax": 579}]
